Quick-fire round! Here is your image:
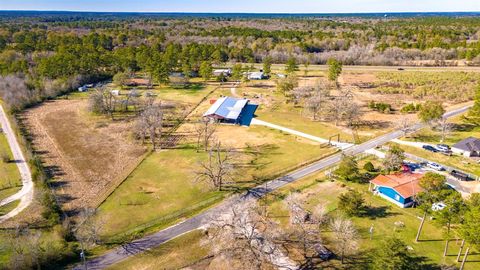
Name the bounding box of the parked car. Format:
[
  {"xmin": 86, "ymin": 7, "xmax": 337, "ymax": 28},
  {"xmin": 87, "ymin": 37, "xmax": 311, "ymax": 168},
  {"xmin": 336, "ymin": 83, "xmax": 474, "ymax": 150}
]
[
  {"xmin": 450, "ymin": 170, "xmax": 473, "ymax": 181},
  {"xmin": 403, "ymin": 162, "xmax": 421, "ymax": 171},
  {"xmin": 313, "ymin": 244, "xmax": 334, "ymax": 261},
  {"xmin": 422, "ymin": 145, "xmax": 438, "ymax": 153},
  {"xmin": 432, "ymin": 202, "xmax": 447, "ymax": 211},
  {"xmin": 427, "ymin": 162, "xmax": 445, "ymax": 171},
  {"xmin": 436, "ymin": 144, "xmax": 450, "ymax": 152}
]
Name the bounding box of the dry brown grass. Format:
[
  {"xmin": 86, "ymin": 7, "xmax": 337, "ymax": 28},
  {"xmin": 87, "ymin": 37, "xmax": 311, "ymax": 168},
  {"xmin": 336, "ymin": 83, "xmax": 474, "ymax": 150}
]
[{"xmin": 21, "ymin": 99, "xmax": 146, "ymax": 215}]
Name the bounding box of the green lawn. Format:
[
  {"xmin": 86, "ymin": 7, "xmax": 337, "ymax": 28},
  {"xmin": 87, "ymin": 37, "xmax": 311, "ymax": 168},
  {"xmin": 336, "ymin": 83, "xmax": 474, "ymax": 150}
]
[
  {"xmin": 0, "ymin": 132, "xmax": 22, "ymax": 201},
  {"xmin": 98, "ymin": 125, "xmax": 337, "ymax": 240},
  {"xmin": 105, "ymin": 230, "xmax": 209, "ymax": 270},
  {"xmin": 0, "ymin": 199, "xmax": 19, "ymax": 216}
]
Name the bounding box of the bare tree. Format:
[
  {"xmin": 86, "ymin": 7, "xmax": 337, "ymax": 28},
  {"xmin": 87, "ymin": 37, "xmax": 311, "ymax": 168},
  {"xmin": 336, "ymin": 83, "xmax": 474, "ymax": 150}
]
[
  {"xmin": 284, "ymin": 193, "xmax": 323, "ymax": 264},
  {"xmin": 74, "ymin": 208, "xmax": 105, "ymax": 270},
  {"xmin": 195, "ymin": 142, "xmax": 234, "ymax": 191},
  {"xmin": 398, "ymin": 116, "xmax": 414, "ymax": 136},
  {"xmin": 438, "ymin": 117, "xmax": 453, "ymax": 143},
  {"xmin": 207, "ymin": 199, "xmax": 293, "ymax": 270},
  {"xmin": 136, "ymin": 102, "xmax": 164, "ymax": 150},
  {"xmin": 89, "ymin": 86, "xmax": 117, "ymax": 120},
  {"xmin": 194, "ymin": 118, "xmax": 217, "ymax": 152},
  {"xmin": 330, "ymin": 216, "xmax": 359, "ymax": 264}
]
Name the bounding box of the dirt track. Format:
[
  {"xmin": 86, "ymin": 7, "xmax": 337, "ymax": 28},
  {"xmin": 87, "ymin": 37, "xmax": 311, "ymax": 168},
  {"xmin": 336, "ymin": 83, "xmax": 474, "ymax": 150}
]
[{"xmin": 21, "ymin": 99, "xmax": 146, "ymax": 215}]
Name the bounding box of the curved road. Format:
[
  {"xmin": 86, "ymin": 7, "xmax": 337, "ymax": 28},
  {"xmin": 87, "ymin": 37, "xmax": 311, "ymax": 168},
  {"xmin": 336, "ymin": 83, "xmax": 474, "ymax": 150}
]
[
  {"xmin": 0, "ymin": 105, "xmax": 34, "ymax": 223},
  {"xmin": 76, "ymin": 104, "xmax": 472, "ymax": 270}
]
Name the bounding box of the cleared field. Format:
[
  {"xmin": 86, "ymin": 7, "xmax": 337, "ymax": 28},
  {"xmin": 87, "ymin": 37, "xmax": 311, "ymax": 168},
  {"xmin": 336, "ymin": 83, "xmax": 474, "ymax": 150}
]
[
  {"xmin": 98, "ymin": 124, "xmax": 337, "ymax": 238},
  {"xmin": 0, "ymin": 132, "xmax": 21, "ymax": 201},
  {"xmin": 21, "ymin": 99, "xmax": 146, "ymax": 214}
]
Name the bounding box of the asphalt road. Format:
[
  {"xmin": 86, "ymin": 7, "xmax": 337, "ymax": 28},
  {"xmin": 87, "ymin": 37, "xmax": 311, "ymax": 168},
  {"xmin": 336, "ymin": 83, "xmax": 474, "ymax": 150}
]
[
  {"xmin": 77, "ymin": 104, "xmax": 472, "ymax": 270},
  {"xmin": 0, "ymin": 104, "xmax": 34, "ymax": 223}
]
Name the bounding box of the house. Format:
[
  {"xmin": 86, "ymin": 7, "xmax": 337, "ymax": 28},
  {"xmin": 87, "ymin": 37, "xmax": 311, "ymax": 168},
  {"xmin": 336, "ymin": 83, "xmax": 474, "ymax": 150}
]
[
  {"xmin": 451, "ymin": 137, "xmax": 480, "ymax": 157},
  {"xmin": 369, "ymin": 173, "xmax": 424, "ymax": 208},
  {"xmin": 125, "ymin": 78, "xmax": 150, "ymax": 87},
  {"xmin": 247, "ymin": 72, "xmax": 266, "ymax": 80},
  {"xmin": 203, "ymin": 96, "xmax": 258, "ymax": 126},
  {"xmin": 213, "ymin": 69, "xmax": 232, "ymax": 77}
]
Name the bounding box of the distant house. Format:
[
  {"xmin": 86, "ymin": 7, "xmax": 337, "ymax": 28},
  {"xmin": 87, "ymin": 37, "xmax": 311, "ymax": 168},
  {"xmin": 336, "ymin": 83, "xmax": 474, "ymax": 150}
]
[
  {"xmin": 78, "ymin": 86, "xmax": 88, "ymax": 92},
  {"xmin": 125, "ymin": 78, "xmax": 150, "ymax": 87},
  {"xmin": 203, "ymin": 96, "xmax": 258, "ymax": 126},
  {"xmin": 369, "ymin": 173, "xmax": 424, "ymax": 208},
  {"xmin": 110, "ymin": 90, "xmax": 120, "ymax": 96},
  {"xmin": 213, "ymin": 69, "xmax": 232, "ymax": 77},
  {"xmin": 452, "ymin": 137, "xmax": 480, "ymax": 157},
  {"xmin": 247, "ymin": 72, "xmax": 267, "ymax": 80}
]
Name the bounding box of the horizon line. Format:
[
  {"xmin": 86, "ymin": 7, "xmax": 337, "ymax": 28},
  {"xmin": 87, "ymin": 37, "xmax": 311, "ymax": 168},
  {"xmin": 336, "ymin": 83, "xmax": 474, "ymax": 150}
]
[{"xmin": 1, "ymin": 10, "xmax": 480, "ymax": 15}]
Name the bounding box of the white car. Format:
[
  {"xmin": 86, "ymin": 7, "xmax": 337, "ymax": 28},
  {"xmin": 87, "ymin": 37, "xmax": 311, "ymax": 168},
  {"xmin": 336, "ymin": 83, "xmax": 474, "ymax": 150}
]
[
  {"xmin": 427, "ymin": 162, "xmax": 445, "ymax": 171},
  {"xmin": 432, "ymin": 202, "xmax": 447, "ymax": 211}
]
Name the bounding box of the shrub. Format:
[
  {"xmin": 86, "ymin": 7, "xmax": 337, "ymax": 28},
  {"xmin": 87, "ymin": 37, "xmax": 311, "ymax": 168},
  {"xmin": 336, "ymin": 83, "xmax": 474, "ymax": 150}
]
[
  {"xmin": 338, "ymin": 190, "xmax": 365, "ymax": 216},
  {"xmin": 368, "ymin": 101, "xmax": 392, "ymax": 113},
  {"xmin": 400, "ymin": 103, "xmax": 421, "ymax": 113},
  {"xmin": 363, "ymin": 161, "xmax": 375, "ymax": 172}
]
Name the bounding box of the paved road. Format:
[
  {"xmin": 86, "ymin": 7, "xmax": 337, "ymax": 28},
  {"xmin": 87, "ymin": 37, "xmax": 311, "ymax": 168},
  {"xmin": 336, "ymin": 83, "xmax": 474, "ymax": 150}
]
[
  {"xmin": 0, "ymin": 105, "xmax": 34, "ymax": 223},
  {"xmin": 77, "ymin": 104, "xmax": 472, "ymax": 270}
]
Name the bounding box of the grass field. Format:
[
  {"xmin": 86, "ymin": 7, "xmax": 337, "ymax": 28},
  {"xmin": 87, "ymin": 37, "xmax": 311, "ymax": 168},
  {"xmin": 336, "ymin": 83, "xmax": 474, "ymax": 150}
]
[
  {"xmin": 98, "ymin": 124, "xmax": 337, "ymax": 238},
  {"xmin": 105, "ymin": 230, "xmax": 209, "ymax": 270},
  {"xmin": 0, "ymin": 200, "xmax": 19, "ymax": 216},
  {"xmin": 0, "ymin": 132, "xmax": 21, "ymax": 201}
]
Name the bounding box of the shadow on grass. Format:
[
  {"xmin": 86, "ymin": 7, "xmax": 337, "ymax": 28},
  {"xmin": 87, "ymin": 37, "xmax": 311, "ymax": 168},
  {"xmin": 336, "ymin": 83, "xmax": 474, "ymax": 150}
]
[{"xmin": 363, "ymin": 205, "xmax": 398, "ymax": 220}]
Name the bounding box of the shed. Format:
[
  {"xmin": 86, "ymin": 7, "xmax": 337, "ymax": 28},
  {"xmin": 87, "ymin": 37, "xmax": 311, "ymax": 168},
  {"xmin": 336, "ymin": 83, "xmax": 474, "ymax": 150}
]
[
  {"xmin": 203, "ymin": 96, "xmax": 258, "ymax": 126},
  {"xmin": 452, "ymin": 137, "xmax": 480, "ymax": 157}
]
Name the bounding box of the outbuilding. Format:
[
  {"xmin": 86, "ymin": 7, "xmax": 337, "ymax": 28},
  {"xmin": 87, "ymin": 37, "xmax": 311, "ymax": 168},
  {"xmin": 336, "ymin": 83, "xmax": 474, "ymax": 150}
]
[
  {"xmin": 451, "ymin": 137, "xmax": 480, "ymax": 157},
  {"xmin": 247, "ymin": 72, "xmax": 266, "ymax": 80},
  {"xmin": 203, "ymin": 96, "xmax": 258, "ymax": 126}
]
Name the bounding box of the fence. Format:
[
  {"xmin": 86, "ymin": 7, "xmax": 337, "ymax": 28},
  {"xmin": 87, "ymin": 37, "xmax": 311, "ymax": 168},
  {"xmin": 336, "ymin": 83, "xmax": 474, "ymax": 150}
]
[{"xmin": 102, "ymin": 194, "xmax": 224, "ymax": 244}]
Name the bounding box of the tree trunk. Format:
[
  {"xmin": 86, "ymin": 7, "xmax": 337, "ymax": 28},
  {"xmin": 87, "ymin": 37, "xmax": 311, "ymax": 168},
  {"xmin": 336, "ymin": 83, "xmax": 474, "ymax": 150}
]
[
  {"xmin": 457, "ymin": 239, "xmax": 465, "ymax": 262},
  {"xmin": 460, "ymin": 247, "xmax": 470, "ymax": 270},
  {"xmin": 415, "ymin": 212, "xmax": 427, "ymax": 242},
  {"xmin": 443, "ymin": 239, "xmax": 449, "ymax": 257}
]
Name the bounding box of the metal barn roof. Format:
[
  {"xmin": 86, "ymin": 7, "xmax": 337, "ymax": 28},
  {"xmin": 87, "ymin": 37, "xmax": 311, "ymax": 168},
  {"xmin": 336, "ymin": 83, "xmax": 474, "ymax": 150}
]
[{"xmin": 203, "ymin": 97, "xmax": 249, "ymax": 120}]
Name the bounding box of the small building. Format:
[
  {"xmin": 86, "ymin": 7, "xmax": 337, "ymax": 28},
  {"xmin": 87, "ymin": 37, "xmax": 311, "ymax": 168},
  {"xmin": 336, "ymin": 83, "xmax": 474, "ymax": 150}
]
[
  {"xmin": 111, "ymin": 90, "xmax": 120, "ymax": 96},
  {"xmin": 203, "ymin": 96, "xmax": 258, "ymax": 126},
  {"xmin": 452, "ymin": 137, "xmax": 480, "ymax": 157},
  {"xmin": 369, "ymin": 173, "xmax": 424, "ymax": 208},
  {"xmin": 247, "ymin": 72, "xmax": 267, "ymax": 80},
  {"xmin": 213, "ymin": 69, "xmax": 232, "ymax": 77},
  {"xmin": 125, "ymin": 78, "xmax": 150, "ymax": 87},
  {"xmin": 78, "ymin": 86, "xmax": 88, "ymax": 92}
]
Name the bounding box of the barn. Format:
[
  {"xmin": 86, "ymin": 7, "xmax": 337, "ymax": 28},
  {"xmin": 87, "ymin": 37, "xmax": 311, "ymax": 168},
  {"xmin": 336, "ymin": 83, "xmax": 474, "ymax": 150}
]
[
  {"xmin": 203, "ymin": 97, "xmax": 258, "ymax": 126},
  {"xmin": 369, "ymin": 173, "xmax": 424, "ymax": 208}
]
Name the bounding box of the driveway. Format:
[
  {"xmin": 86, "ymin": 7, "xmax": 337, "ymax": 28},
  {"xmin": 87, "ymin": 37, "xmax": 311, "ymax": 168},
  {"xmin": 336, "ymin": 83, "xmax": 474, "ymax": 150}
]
[
  {"xmin": 251, "ymin": 118, "xmax": 354, "ymax": 150},
  {"xmin": 0, "ymin": 105, "xmax": 34, "ymax": 222}
]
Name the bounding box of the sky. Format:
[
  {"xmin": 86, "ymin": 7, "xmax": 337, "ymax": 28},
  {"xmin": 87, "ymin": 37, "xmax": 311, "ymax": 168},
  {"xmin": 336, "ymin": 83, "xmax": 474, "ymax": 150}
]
[{"xmin": 1, "ymin": 0, "xmax": 480, "ymax": 13}]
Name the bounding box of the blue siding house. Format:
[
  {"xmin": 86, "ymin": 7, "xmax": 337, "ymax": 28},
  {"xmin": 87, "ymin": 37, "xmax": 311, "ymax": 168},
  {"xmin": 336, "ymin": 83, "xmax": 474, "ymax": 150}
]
[
  {"xmin": 203, "ymin": 97, "xmax": 258, "ymax": 126},
  {"xmin": 369, "ymin": 173, "xmax": 423, "ymax": 208}
]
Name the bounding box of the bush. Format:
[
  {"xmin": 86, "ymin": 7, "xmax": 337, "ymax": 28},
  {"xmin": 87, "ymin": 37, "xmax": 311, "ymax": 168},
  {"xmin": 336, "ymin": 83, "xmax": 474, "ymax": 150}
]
[
  {"xmin": 363, "ymin": 161, "xmax": 375, "ymax": 172},
  {"xmin": 368, "ymin": 101, "xmax": 392, "ymax": 113},
  {"xmin": 400, "ymin": 103, "xmax": 421, "ymax": 113},
  {"xmin": 338, "ymin": 190, "xmax": 365, "ymax": 216}
]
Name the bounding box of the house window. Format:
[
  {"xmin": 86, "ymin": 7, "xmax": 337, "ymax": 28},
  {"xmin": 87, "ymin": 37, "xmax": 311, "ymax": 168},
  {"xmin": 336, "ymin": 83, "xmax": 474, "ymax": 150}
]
[{"xmin": 395, "ymin": 194, "xmax": 400, "ymax": 201}]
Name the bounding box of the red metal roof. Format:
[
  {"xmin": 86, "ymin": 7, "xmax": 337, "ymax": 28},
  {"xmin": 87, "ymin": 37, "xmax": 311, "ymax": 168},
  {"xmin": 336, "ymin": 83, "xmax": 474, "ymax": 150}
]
[{"xmin": 370, "ymin": 173, "xmax": 424, "ymax": 198}]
